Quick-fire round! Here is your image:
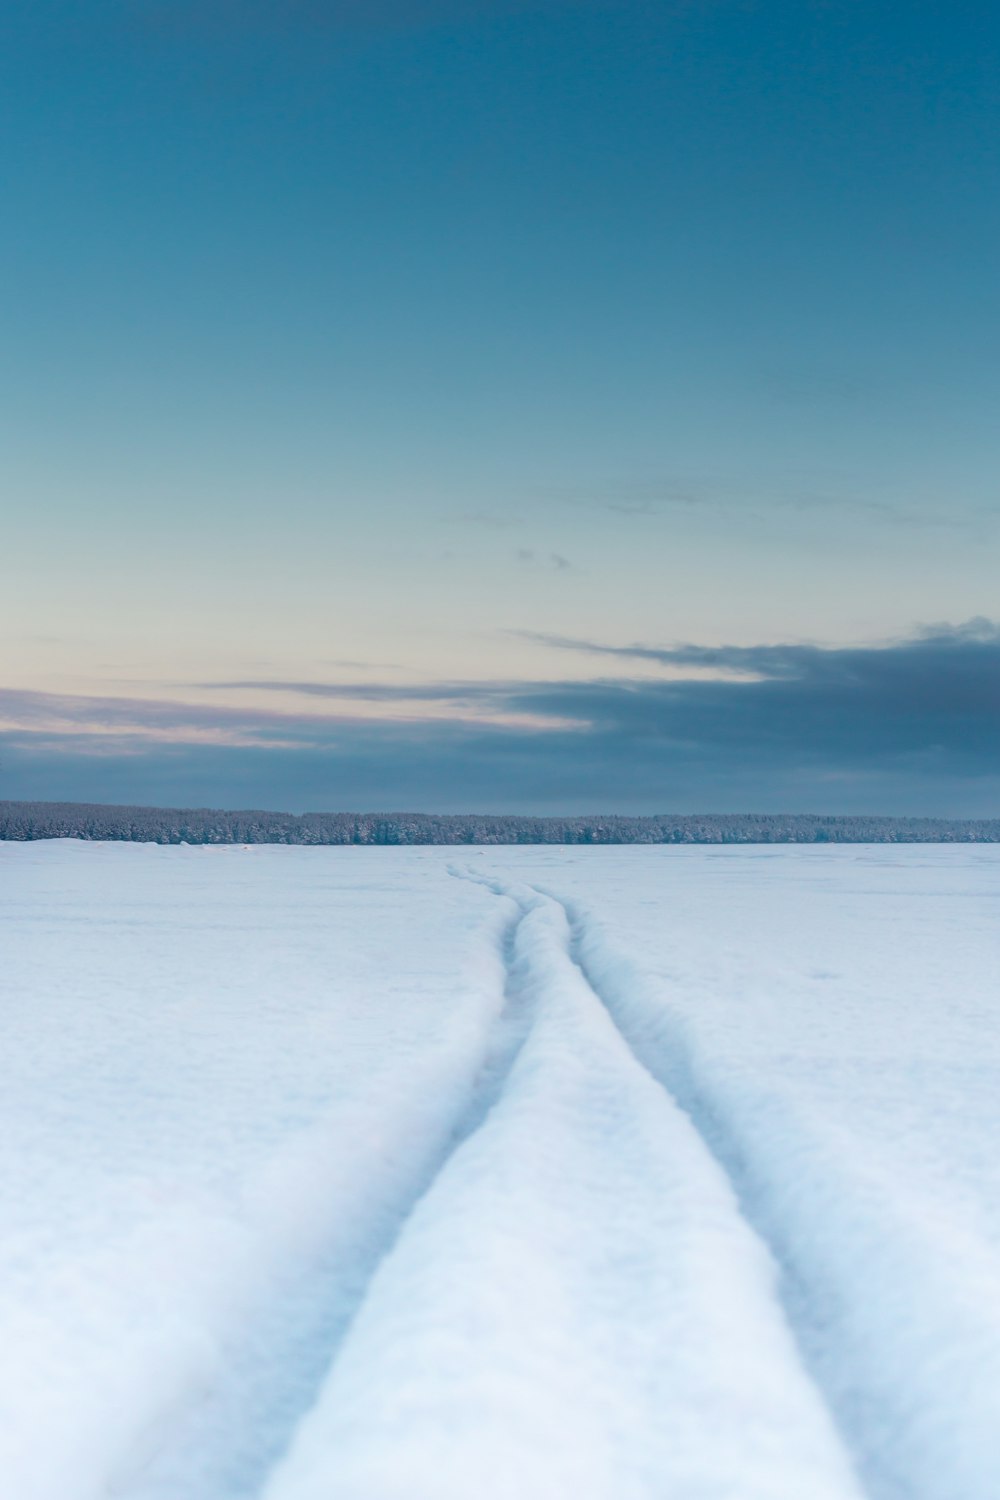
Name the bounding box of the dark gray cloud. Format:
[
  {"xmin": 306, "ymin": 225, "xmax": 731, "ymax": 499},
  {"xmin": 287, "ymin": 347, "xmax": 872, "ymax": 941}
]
[
  {"xmin": 520, "ymin": 618, "xmax": 1000, "ymax": 691},
  {"xmin": 2, "ymin": 622, "xmax": 998, "ymax": 814}
]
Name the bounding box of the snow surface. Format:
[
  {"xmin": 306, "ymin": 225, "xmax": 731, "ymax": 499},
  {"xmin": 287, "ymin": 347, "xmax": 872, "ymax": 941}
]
[{"xmin": 1, "ymin": 840, "xmax": 999, "ymax": 1499}]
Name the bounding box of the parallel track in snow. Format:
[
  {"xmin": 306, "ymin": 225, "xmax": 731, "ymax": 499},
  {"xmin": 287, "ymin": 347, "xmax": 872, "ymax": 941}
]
[
  {"xmin": 448, "ymin": 867, "xmax": 875, "ymax": 1500},
  {"xmin": 127, "ymin": 866, "xmax": 882, "ymax": 1500},
  {"xmin": 255, "ymin": 868, "xmax": 863, "ymax": 1500}
]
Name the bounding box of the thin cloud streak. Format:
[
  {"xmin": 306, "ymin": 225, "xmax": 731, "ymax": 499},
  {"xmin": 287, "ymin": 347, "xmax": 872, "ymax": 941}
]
[
  {"xmin": 556, "ymin": 477, "xmax": 987, "ymax": 532},
  {"xmin": 0, "ymin": 681, "xmax": 569, "ymax": 744}
]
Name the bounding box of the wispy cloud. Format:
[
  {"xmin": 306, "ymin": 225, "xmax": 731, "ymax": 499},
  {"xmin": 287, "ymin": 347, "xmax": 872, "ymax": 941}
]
[
  {"xmin": 199, "ymin": 678, "xmax": 512, "ymax": 708},
  {"xmin": 0, "ymin": 687, "xmax": 312, "ymax": 748},
  {"xmin": 555, "ymin": 475, "xmax": 987, "ymax": 532},
  {"xmin": 515, "ymin": 548, "xmax": 572, "ymax": 571},
  {"xmin": 554, "ymin": 478, "xmax": 709, "ymax": 518}
]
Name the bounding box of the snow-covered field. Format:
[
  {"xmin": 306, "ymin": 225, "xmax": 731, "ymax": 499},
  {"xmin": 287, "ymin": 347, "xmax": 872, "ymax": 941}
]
[{"xmin": 2, "ymin": 842, "xmax": 999, "ymax": 1500}]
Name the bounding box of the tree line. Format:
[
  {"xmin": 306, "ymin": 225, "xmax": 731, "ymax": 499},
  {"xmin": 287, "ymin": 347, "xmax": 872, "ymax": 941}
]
[{"xmin": 2, "ymin": 801, "xmax": 998, "ymax": 844}]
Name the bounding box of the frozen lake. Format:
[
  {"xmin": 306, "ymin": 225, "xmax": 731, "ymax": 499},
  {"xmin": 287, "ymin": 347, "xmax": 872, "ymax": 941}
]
[{"xmin": 2, "ymin": 841, "xmax": 999, "ymax": 1500}]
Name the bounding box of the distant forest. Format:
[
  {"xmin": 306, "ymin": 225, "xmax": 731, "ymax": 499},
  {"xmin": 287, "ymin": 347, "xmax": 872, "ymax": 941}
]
[{"xmin": 2, "ymin": 801, "xmax": 998, "ymax": 845}]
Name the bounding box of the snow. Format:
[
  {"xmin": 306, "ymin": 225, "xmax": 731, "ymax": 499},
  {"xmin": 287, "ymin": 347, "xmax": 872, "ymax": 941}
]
[{"xmin": 1, "ymin": 841, "xmax": 999, "ymax": 1499}]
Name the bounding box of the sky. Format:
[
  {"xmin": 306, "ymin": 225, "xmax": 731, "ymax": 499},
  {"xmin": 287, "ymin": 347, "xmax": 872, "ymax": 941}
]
[{"xmin": 2, "ymin": 0, "xmax": 998, "ymax": 814}]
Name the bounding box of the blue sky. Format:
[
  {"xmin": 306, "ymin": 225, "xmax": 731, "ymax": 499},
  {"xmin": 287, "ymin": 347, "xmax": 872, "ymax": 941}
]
[{"xmin": 2, "ymin": 0, "xmax": 998, "ymax": 812}]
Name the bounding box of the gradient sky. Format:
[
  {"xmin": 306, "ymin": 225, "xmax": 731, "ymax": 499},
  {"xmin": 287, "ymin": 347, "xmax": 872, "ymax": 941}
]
[{"xmin": 3, "ymin": 0, "xmax": 999, "ymax": 813}]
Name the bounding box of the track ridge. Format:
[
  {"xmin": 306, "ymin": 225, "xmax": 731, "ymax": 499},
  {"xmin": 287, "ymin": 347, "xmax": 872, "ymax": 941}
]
[
  {"xmin": 525, "ymin": 876, "xmax": 878, "ymax": 1500},
  {"xmin": 117, "ymin": 898, "xmax": 538, "ymax": 1500}
]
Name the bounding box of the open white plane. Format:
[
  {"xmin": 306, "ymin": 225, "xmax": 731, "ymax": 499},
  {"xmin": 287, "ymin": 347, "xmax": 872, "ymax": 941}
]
[{"xmin": 2, "ymin": 842, "xmax": 999, "ymax": 1500}]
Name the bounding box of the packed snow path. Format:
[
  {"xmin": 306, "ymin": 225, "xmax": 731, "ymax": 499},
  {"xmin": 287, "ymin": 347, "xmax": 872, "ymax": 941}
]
[{"xmin": 2, "ymin": 843, "xmax": 999, "ymax": 1500}]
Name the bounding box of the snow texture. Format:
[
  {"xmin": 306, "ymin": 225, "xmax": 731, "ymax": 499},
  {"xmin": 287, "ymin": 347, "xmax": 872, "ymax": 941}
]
[{"xmin": 1, "ymin": 841, "xmax": 999, "ymax": 1500}]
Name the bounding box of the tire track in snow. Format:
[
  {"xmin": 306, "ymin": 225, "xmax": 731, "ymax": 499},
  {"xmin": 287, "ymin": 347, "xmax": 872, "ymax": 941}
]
[
  {"xmin": 113, "ymin": 898, "xmax": 539, "ymax": 1500},
  {"xmin": 260, "ymin": 870, "xmax": 863, "ymax": 1500},
  {"xmin": 450, "ymin": 866, "xmax": 873, "ymax": 1499}
]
